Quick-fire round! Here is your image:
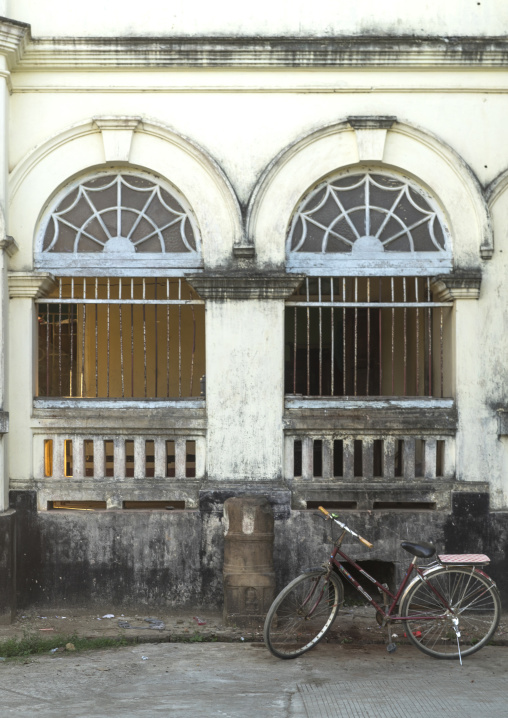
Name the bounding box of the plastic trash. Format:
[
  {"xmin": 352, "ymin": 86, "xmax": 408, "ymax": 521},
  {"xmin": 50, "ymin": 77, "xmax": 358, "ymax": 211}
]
[
  {"xmin": 193, "ymin": 616, "xmax": 206, "ymax": 625},
  {"xmin": 49, "ymin": 648, "xmax": 59, "ymax": 654},
  {"xmin": 141, "ymin": 656, "xmax": 148, "ymax": 661},
  {"xmin": 102, "ymin": 614, "xmax": 114, "ymax": 619}
]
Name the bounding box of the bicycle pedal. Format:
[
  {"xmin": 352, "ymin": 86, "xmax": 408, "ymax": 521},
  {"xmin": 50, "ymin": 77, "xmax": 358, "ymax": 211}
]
[{"xmin": 386, "ymin": 642, "xmax": 397, "ymax": 653}]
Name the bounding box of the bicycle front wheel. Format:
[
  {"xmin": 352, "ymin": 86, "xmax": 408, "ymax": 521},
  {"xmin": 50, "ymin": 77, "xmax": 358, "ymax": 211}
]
[
  {"xmin": 263, "ymin": 569, "xmax": 343, "ymax": 659},
  {"xmin": 401, "ymin": 567, "xmax": 501, "ymax": 659}
]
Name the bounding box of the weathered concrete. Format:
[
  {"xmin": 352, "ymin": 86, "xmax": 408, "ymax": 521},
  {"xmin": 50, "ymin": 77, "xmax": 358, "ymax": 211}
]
[
  {"xmin": 0, "ymin": 509, "xmax": 15, "ymax": 623},
  {"xmin": 223, "ymin": 496, "xmax": 275, "ymax": 626},
  {"xmin": 0, "ymin": 642, "xmax": 507, "ymax": 718}
]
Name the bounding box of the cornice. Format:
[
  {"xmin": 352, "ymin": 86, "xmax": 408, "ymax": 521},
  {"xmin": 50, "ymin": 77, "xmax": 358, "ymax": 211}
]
[
  {"xmin": 187, "ymin": 273, "xmax": 304, "ymax": 300},
  {"xmin": 0, "ymin": 17, "xmax": 30, "ymax": 69},
  {"xmin": 12, "ymin": 36, "xmax": 508, "ymax": 71},
  {"xmin": 431, "ymin": 270, "xmax": 482, "ymax": 301},
  {"xmin": 8, "ymin": 271, "xmax": 56, "ymax": 299}
]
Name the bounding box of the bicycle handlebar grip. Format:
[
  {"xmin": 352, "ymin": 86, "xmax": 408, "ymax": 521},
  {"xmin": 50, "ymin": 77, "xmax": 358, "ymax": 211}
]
[
  {"xmin": 359, "ymin": 536, "xmax": 374, "ymax": 549},
  {"xmin": 318, "ymin": 506, "xmax": 330, "ymax": 517}
]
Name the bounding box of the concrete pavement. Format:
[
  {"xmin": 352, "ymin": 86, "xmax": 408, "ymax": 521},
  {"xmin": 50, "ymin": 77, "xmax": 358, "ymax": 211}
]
[{"xmin": 0, "ymin": 641, "xmax": 507, "ymax": 717}]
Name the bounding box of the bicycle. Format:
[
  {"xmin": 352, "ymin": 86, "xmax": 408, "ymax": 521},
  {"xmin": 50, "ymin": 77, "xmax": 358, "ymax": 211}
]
[{"xmin": 263, "ymin": 506, "xmax": 501, "ymax": 663}]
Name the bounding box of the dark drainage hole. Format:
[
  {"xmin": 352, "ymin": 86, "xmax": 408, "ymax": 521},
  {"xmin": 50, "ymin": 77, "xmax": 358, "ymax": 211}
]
[{"xmin": 373, "ymin": 501, "xmax": 436, "ymax": 510}]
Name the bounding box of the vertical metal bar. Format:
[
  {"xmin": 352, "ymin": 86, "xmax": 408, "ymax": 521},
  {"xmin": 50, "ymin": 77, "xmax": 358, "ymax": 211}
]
[
  {"xmin": 117, "ymin": 175, "xmax": 122, "ymax": 237},
  {"xmin": 342, "ymin": 278, "xmax": 346, "ymax": 396},
  {"xmin": 365, "ymin": 175, "xmax": 370, "ymax": 235},
  {"xmin": 354, "ymin": 277, "xmax": 358, "ymax": 397},
  {"xmin": 440, "ymin": 306, "xmax": 444, "ymax": 398},
  {"xmin": 154, "ymin": 279, "xmax": 158, "ymax": 397},
  {"xmin": 293, "ymin": 305, "xmax": 297, "ymax": 394},
  {"xmin": 190, "ymin": 304, "xmax": 196, "ymax": 396},
  {"xmin": 58, "ymin": 278, "xmax": 62, "ymax": 396},
  {"xmin": 81, "ymin": 279, "xmax": 86, "ymax": 398},
  {"xmin": 415, "ymin": 277, "xmax": 420, "ymax": 396},
  {"xmin": 106, "ymin": 277, "xmax": 110, "ymax": 398},
  {"xmin": 306, "ymin": 278, "xmax": 310, "ymax": 396},
  {"xmin": 69, "ymin": 279, "xmax": 74, "ymax": 397},
  {"xmin": 95, "ymin": 277, "xmax": 98, "ymax": 398},
  {"xmin": 119, "ymin": 278, "xmax": 125, "ymax": 398},
  {"xmin": 378, "ymin": 278, "xmax": 382, "ymax": 394},
  {"xmin": 391, "ymin": 276, "xmax": 395, "ymax": 395},
  {"xmin": 178, "ymin": 279, "xmax": 182, "ymax": 398},
  {"xmin": 46, "ymin": 302, "xmax": 50, "ymax": 395},
  {"xmin": 167, "ymin": 278, "xmax": 170, "ymax": 398},
  {"xmin": 427, "ymin": 277, "xmax": 432, "ymax": 396},
  {"xmin": 318, "ymin": 277, "xmax": 322, "ymax": 396},
  {"xmin": 143, "ymin": 277, "xmax": 147, "ymax": 398},
  {"xmin": 403, "ymin": 277, "xmax": 407, "ymax": 396},
  {"xmin": 131, "ymin": 278, "xmax": 134, "ymax": 398},
  {"xmin": 366, "ymin": 277, "xmax": 370, "ymax": 396},
  {"xmin": 331, "ymin": 279, "xmax": 335, "ymax": 396}
]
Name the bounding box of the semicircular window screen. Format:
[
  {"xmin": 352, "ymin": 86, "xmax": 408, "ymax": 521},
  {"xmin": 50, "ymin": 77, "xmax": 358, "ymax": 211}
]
[
  {"xmin": 288, "ymin": 172, "xmax": 449, "ymax": 256},
  {"xmin": 41, "ymin": 173, "xmax": 199, "ymax": 255}
]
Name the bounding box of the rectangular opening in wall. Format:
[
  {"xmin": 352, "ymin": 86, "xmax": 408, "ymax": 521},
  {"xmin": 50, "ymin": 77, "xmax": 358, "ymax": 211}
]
[
  {"xmin": 166, "ymin": 440, "xmax": 175, "ymax": 478},
  {"xmin": 145, "ymin": 440, "xmax": 155, "ymax": 478},
  {"xmin": 354, "ymin": 439, "xmax": 363, "ymax": 477},
  {"xmin": 307, "ymin": 501, "xmax": 357, "ymax": 510},
  {"xmin": 395, "ymin": 439, "xmax": 404, "ymax": 478},
  {"xmin": 436, "ymin": 440, "xmax": 445, "ymax": 477},
  {"xmin": 294, "ymin": 439, "xmax": 302, "ymax": 477},
  {"xmin": 333, "ymin": 440, "xmax": 343, "ymax": 477},
  {"xmin": 340, "ymin": 560, "xmax": 395, "ymax": 603},
  {"xmin": 64, "ymin": 439, "xmax": 73, "ymax": 477},
  {"xmin": 415, "ymin": 439, "xmax": 425, "ymax": 478},
  {"xmin": 123, "ymin": 501, "xmax": 186, "ymax": 510},
  {"xmin": 186, "ymin": 440, "xmax": 196, "ymax": 478},
  {"xmin": 373, "ymin": 501, "xmax": 436, "ymax": 510},
  {"xmin": 36, "ymin": 278, "xmax": 205, "ymax": 399},
  {"xmin": 48, "ymin": 501, "xmax": 107, "ymax": 511},
  {"xmin": 125, "ymin": 440, "xmax": 134, "ymax": 477},
  {"xmin": 44, "ymin": 439, "xmax": 53, "ymax": 477},
  {"xmin": 313, "ymin": 439, "xmax": 322, "ymax": 478},
  {"xmin": 84, "ymin": 440, "xmax": 94, "ymax": 477},
  {"xmin": 373, "ymin": 439, "xmax": 383, "ymax": 477},
  {"xmin": 104, "ymin": 440, "xmax": 114, "ymax": 477}
]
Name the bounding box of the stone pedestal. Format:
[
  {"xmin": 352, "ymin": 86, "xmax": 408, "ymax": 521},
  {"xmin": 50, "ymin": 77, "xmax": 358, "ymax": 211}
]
[{"xmin": 223, "ymin": 496, "xmax": 275, "ymax": 627}]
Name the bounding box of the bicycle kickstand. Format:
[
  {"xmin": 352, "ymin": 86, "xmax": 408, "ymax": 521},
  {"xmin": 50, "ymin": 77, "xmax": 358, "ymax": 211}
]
[{"xmin": 382, "ymin": 584, "xmax": 397, "ymax": 654}]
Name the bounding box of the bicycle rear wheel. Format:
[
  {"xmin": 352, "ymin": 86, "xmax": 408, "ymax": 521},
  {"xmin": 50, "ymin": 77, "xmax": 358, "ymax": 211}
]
[
  {"xmin": 401, "ymin": 567, "xmax": 501, "ymax": 659},
  {"xmin": 263, "ymin": 569, "xmax": 343, "ymax": 659}
]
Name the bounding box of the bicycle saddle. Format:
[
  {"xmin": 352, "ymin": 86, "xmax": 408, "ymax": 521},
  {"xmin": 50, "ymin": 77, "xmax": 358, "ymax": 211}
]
[{"xmin": 400, "ymin": 541, "xmax": 436, "ymax": 559}]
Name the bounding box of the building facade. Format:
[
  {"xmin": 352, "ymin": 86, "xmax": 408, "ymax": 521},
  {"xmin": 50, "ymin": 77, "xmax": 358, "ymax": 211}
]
[{"xmin": 0, "ymin": 1, "xmax": 507, "ymax": 618}]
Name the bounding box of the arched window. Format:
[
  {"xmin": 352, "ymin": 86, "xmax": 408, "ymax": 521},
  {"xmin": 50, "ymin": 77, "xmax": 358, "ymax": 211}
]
[
  {"xmin": 36, "ymin": 171, "xmax": 205, "ymax": 400},
  {"xmin": 284, "ymin": 170, "xmax": 453, "ymax": 399},
  {"xmin": 287, "ymin": 170, "xmax": 451, "ymax": 275},
  {"xmin": 35, "ymin": 171, "xmax": 201, "ymax": 273}
]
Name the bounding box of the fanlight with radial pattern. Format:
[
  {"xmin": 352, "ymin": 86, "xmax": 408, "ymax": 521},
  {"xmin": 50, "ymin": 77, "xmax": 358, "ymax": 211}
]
[
  {"xmin": 287, "ymin": 172, "xmax": 449, "ymax": 257},
  {"xmin": 40, "ymin": 173, "xmax": 199, "ymax": 256}
]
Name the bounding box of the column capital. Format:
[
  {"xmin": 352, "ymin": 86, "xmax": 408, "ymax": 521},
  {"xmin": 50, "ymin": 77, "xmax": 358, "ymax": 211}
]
[
  {"xmin": 8, "ymin": 271, "xmax": 56, "ymax": 299},
  {"xmin": 431, "ymin": 270, "xmax": 482, "ymax": 301},
  {"xmin": 187, "ymin": 273, "xmax": 304, "ymax": 300}
]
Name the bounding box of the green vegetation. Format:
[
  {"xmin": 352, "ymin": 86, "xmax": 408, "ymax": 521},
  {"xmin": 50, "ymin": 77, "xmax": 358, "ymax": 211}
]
[{"xmin": 0, "ymin": 631, "xmax": 129, "ymax": 659}]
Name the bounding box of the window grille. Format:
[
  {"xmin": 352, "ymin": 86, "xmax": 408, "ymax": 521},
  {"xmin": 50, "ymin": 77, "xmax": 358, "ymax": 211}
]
[
  {"xmin": 37, "ymin": 277, "xmax": 205, "ymax": 399},
  {"xmin": 285, "ymin": 276, "xmax": 452, "ymax": 398},
  {"xmin": 286, "ymin": 172, "xmax": 451, "ymax": 275},
  {"xmin": 35, "ymin": 172, "xmax": 201, "ymax": 273}
]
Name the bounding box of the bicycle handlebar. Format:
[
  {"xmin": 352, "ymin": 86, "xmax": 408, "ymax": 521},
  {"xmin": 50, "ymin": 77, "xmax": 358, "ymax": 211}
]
[{"xmin": 318, "ymin": 506, "xmax": 374, "ymax": 549}]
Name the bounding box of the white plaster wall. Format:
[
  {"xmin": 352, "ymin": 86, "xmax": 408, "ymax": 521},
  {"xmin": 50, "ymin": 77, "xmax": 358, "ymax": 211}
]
[
  {"xmin": 6, "ymin": 0, "xmax": 507, "ymax": 38},
  {"xmin": 205, "ymin": 300, "xmax": 284, "ymax": 482}
]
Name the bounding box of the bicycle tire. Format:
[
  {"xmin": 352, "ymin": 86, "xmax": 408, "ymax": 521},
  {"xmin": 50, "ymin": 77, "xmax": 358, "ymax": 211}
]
[
  {"xmin": 401, "ymin": 566, "xmax": 501, "ymax": 659},
  {"xmin": 263, "ymin": 569, "xmax": 343, "ymax": 659}
]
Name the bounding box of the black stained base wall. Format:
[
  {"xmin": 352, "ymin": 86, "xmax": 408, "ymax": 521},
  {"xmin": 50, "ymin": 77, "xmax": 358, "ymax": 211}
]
[
  {"xmin": 0, "ymin": 509, "xmax": 16, "ymax": 623},
  {"xmin": 8, "ymin": 490, "xmax": 508, "ymax": 613}
]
